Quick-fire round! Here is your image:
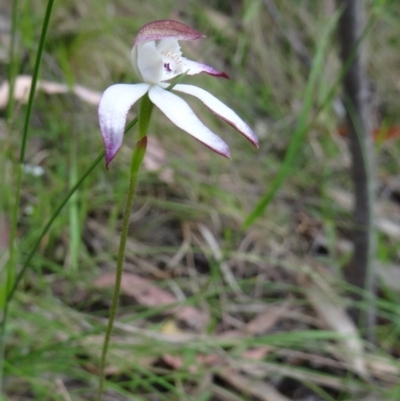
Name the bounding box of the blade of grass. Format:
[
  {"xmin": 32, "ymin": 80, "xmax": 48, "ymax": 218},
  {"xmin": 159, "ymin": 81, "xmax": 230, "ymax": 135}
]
[
  {"xmin": 0, "ymin": 0, "xmax": 55, "ymax": 397},
  {"xmin": 69, "ymin": 133, "xmax": 80, "ymax": 271},
  {"xmin": 243, "ymin": 10, "xmax": 340, "ymax": 228},
  {"xmin": 1, "ymin": 0, "xmax": 55, "ymax": 303}
]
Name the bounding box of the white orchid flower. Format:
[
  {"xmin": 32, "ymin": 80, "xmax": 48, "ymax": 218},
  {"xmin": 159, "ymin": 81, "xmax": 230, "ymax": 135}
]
[{"xmin": 99, "ymin": 20, "xmax": 258, "ymax": 166}]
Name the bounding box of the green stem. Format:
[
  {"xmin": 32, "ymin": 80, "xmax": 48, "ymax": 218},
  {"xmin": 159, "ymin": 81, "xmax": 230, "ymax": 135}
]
[
  {"xmin": 97, "ymin": 95, "xmax": 152, "ymax": 400},
  {"xmin": 0, "ymin": 1, "xmax": 54, "ymax": 397},
  {"xmin": 69, "ymin": 133, "xmax": 80, "ymax": 271},
  {"xmin": 19, "ymin": 1, "xmax": 54, "ymax": 165}
]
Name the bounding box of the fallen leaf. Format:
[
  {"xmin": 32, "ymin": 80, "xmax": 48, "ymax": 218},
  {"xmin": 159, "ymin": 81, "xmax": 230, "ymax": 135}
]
[
  {"xmin": 162, "ymin": 354, "xmax": 183, "ymax": 370},
  {"xmin": 242, "ymin": 347, "xmax": 271, "ymax": 360},
  {"xmin": 94, "ymin": 272, "xmax": 208, "ymax": 329},
  {"xmin": 244, "ymin": 303, "xmax": 290, "ymax": 335},
  {"xmin": 0, "ymin": 75, "xmax": 102, "ymax": 109},
  {"xmin": 72, "ymin": 84, "xmax": 102, "ymax": 105}
]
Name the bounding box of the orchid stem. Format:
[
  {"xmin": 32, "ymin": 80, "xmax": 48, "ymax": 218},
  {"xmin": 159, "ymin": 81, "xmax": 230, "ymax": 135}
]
[{"xmin": 97, "ymin": 94, "xmax": 152, "ymax": 400}]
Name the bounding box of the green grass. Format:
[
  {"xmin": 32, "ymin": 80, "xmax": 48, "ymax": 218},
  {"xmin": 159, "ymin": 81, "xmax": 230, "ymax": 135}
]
[{"xmin": 2, "ymin": 0, "xmax": 400, "ymax": 400}]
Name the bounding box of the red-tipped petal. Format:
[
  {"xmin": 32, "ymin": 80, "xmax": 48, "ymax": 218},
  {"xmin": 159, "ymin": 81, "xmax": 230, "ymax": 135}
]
[
  {"xmin": 172, "ymin": 84, "xmax": 258, "ymax": 148},
  {"xmin": 148, "ymin": 86, "xmax": 231, "ymax": 158},
  {"xmin": 183, "ymin": 59, "xmax": 229, "ymax": 79}
]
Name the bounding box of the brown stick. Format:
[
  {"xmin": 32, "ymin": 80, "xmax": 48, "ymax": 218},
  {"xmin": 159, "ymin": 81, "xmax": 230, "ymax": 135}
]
[{"xmin": 336, "ymin": 0, "xmax": 375, "ymax": 339}]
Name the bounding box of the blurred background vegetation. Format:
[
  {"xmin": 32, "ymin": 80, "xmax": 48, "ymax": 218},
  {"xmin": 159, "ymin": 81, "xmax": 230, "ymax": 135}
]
[{"xmin": 1, "ymin": 0, "xmax": 400, "ymax": 400}]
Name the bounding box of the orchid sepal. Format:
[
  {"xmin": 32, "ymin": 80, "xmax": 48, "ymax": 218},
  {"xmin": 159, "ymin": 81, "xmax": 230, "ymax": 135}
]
[
  {"xmin": 148, "ymin": 86, "xmax": 231, "ymax": 158},
  {"xmin": 98, "ymin": 83, "xmax": 150, "ymax": 167},
  {"xmin": 133, "ymin": 20, "xmax": 204, "ymax": 46},
  {"xmin": 172, "ymin": 84, "xmax": 258, "ymax": 148}
]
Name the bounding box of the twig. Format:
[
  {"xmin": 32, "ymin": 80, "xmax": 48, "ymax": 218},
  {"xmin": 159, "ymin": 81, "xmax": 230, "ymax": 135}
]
[{"xmin": 335, "ymin": 0, "xmax": 376, "ymax": 340}]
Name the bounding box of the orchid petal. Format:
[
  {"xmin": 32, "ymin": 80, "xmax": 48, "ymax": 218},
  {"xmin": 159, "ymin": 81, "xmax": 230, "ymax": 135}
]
[
  {"xmin": 172, "ymin": 84, "xmax": 258, "ymax": 147},
  {"xmin": 182, "ymin": 59, "xmax": 229, "ymax": 79},
  {"xmin": 148, "ymin": 86, "xmax": 231, "ymax": 158},
  {"xmin": 99, "ymin": 83, "xmax": 150, "ymax": 166},
  {"xmin": 134, "ymin": 42, "xmax": 163, "ymax": 84},
  {"xmin": 134, "ymin": 20, "xmax": 204, "ymax": 46}
]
